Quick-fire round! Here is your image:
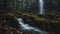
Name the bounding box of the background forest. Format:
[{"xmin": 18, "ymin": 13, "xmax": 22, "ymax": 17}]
[
  {"xmin": 0, "ymin": 0, "xmax": 60, "ymax": 34},
  {"xmin": 7, "ymin": 0, "xmax": 60, "ymax": 14}
]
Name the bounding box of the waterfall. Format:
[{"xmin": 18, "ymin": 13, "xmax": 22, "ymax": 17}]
[
  {"xmin": 18, "ymin": 18, "xmax": 49, "ymax": 34},
  {"xmin": 39, "ymin": 0, "xmax": 44, "ymax": 14}
]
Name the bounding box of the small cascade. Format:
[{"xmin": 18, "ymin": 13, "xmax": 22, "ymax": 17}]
[{"xmin": 18, "ymin": 18, "xmax": 49, "ymax": 34}]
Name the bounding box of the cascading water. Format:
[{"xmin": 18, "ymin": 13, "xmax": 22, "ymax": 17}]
[
  {"xmin": 18, "ymin": 18, "xmax": 49, "ymax": 34},
  {"xmin": 39, "ymin": 0, "xmax": 44, "ymax": 14}
]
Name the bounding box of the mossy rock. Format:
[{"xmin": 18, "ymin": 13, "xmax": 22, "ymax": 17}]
[{"xmin": 0, "ymin": 13, "xmax": 19, "ymax": 28}]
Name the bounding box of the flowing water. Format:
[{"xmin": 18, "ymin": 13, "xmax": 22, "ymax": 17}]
[
  {"xmin": 18, "ymin": 18, "xmax": 49, "ymax": 34},
  {"xmin": 39, "ymin": 0, "xmax": 44, "ymax": 14}
]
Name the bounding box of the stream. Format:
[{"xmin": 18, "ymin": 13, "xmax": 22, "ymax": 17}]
[{"xmin": 18, "ymin": 18, "xmax": 49, "ymax": 34}]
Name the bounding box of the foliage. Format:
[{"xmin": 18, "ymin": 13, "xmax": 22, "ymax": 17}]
[{"xmin": 8, "ymin": 0, "xmax": 39, "ymax": 13}]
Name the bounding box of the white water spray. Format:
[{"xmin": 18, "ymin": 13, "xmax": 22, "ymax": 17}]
[
  {"xmin": 39, "ymin": 0, "xmax": 44, "ymax": 14},
  {"xmin": 18, "ymin": 18, "xmax": 49, "ymax": 34}
]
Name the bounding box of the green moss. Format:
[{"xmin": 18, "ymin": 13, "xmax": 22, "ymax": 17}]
[{"xmin": 8, "ymin": 13, "xmax": 18, "ymax": 23}]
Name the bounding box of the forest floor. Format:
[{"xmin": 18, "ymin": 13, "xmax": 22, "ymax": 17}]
[
  {"xmin": 0, "ymin": 13, "xmax": 60, "ymax": 34},
  {"xmin": 17, "ymin": 13, "xmax": 60, "ymax": 34}
]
